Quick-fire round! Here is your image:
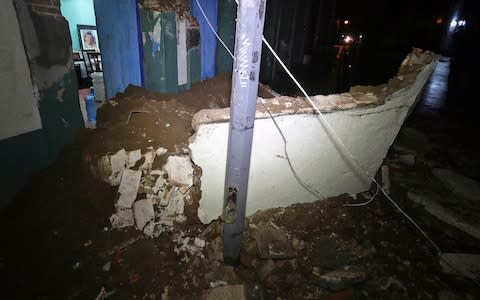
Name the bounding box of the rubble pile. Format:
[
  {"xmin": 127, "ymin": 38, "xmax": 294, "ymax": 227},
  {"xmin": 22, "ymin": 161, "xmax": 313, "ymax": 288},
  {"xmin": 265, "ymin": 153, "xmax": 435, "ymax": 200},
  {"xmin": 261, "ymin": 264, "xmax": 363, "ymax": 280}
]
[{"xmin": 91, "ymin": 147, "xmax": 196, "ymax": 237}]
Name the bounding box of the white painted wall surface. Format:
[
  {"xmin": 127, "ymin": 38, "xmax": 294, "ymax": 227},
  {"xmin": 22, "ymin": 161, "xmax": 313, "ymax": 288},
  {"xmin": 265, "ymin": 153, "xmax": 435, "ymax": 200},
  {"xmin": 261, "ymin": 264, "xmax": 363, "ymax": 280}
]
[
  {"xmin": 190, "ymin": 60, "xmax": 437, "ymax": 224},
  {"xmin": 0, "ymin": 1, "xmax": 41, "ymax": 140},
  {"xmin": 176, "ymin": 17, "xmax": 187, "ymax": 86}
]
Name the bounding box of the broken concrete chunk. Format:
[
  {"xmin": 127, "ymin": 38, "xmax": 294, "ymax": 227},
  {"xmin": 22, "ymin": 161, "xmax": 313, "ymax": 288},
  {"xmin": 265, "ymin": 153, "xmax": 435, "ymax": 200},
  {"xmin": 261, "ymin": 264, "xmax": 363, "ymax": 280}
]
[
  {"xmin": 140, "ymin": 150, "xmax": 156, "ymax": 170},
  {"xmin": 202, "ymin": 284, "xmax": 245, "ymax": 300},
  {"xmin": 133, "ymin": 198, "xmax": 155, "ymax": 230},
  {"xmin": 110, "ymin": 208, "xmax": 135, "ymax": 229},
  {"xmin": 128, "ymin": 149, "xmax": 142, "ymax": 168},
  {"xmin": 432, "ymin": 168, "xmax": 480, "ymax": 201},
  {"xmin": 116, "ymin": 169, "xmax": 142, "ymax": 208},
  {"xmin": 163, "ymin": 156, "xmax": 194, "ymax": 187},
  {"xmin": 254, "ymin": 223, "xmax": 296, "ymax": 259},
  {"xmin": 153, "ymin": 176, "xmax": 168, "ymax": 196},
  {"xmin": 194, "ymin": 237, "xmax": 206, "ymax": 249},
  {"xmin": 440, "ymin": 253, "xmax": 480, "ymax": 281},
  {"xmin": 162, "ymin": 186, "xmax": 185, "ymax": 218},
  {"xmin": 317, "ymin": 269, "xmax": 366, "ymax": 291},
  {"xmin": 156, "ymin": 147, "xmax": 168, "ymax": 156},
  {"xmin": 407, "ymin": 192, "xmax": 480, "ymax": 240},
  {"xmin": 102, "ymin": 149, "xmax": 128, "ymax": 186}
]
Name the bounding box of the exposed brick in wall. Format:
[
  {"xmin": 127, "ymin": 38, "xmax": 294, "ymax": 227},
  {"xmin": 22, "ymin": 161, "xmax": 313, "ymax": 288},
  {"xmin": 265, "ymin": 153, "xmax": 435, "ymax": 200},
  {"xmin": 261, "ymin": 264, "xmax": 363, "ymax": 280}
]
[{"xmin": 26, "ymin": 0, "xmax": 62, "ymax": 18}]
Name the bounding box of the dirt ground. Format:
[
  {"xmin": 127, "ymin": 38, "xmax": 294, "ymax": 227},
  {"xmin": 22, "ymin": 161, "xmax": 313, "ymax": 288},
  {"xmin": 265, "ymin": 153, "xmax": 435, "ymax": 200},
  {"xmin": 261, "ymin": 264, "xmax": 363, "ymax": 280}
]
[{"xmin": 1, "ymin": 73, "xmax": 479, "ymax": 299}]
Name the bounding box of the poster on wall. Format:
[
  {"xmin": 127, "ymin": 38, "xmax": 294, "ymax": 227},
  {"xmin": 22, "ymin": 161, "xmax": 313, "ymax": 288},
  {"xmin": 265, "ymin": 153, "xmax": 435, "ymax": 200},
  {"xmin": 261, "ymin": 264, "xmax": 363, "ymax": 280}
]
[{"xmin": 77, "ymin": 25, "xmax": 99, "ymax": 51}]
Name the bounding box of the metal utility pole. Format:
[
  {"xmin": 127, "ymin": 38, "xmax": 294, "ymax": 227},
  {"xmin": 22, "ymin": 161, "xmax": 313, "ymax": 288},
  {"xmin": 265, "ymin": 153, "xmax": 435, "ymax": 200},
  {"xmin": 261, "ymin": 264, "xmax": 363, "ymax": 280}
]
[{"xmin": 223, "ymin": 0, "xmax": 267, "ymax": 265}]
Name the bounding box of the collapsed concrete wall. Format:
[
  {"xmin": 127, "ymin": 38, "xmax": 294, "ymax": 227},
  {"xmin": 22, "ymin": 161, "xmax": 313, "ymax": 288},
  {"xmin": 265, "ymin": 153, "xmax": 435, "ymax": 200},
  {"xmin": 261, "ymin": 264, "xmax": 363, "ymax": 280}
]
[{"xmin": 189, "ymin": 49, "xmax": 439, "ymax": 224}]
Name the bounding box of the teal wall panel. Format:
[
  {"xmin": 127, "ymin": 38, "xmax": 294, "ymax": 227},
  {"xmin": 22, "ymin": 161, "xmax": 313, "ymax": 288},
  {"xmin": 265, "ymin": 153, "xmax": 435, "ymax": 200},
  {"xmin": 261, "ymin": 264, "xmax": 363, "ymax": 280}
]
[
  {"xmin": 0, "ymin": 69, "xmax": 84, "ymax": 207},
  {"xmin": 60, "ymin": 0, "xmax": 97, "ymax": 51},
  {"xmin": 216, "ymin": 0, "xmax": 236, "ymax": 74},
  {"xmin": 94, "ymin": 0, "xmax": 143, "ymax": 98}
]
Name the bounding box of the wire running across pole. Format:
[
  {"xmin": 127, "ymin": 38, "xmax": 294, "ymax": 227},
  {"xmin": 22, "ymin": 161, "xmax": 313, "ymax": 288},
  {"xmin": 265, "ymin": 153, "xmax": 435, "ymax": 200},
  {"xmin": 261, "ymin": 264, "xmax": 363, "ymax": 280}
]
[{"xmin": 195, "ymin": 0, "xmax": 451, "ymax": 266}]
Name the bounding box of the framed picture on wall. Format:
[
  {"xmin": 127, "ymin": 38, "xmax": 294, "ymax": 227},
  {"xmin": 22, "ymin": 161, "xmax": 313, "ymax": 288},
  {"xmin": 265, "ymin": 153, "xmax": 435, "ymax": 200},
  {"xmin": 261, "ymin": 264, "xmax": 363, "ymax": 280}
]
[{"xmin": 77, "ymin": 25, "xmax": 99, "ymax": 51}]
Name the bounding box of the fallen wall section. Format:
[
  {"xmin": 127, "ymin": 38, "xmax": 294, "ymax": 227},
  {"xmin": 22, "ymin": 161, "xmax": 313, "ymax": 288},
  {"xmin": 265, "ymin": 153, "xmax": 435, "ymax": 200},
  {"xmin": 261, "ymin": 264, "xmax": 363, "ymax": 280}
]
[{"xmin": 189, "ymin": 50, "xmax": 439, "ymax": 224}]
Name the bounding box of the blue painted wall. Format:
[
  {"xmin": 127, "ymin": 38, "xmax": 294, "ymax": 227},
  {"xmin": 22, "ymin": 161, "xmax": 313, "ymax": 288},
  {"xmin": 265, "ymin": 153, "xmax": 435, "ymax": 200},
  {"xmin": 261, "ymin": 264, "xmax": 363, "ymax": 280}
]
[
  {"xmin": 190, "ymin": 0, "xmax": 218, "ymax": 80},
  {"xmin": 93, "ymin": 0, "xmax": 143, "ymax": 98},
  {"xmin": 1, "ymin": 69, "xmax": 84, "ymax": 207},
  {"xmin": 60, "ymin": 0, "xmax": 97, "ymax": 51}
]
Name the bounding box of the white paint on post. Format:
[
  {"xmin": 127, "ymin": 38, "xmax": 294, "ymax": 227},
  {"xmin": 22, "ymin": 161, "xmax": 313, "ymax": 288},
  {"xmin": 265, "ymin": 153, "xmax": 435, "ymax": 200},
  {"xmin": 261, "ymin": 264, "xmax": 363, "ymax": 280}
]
[
  {"xmin": 0, "ymin": 1, "xmax": 41, "ymax": 140},
  {"xmin": 176, "ymin": 16, "xmax": 187, "ymax": 86}
]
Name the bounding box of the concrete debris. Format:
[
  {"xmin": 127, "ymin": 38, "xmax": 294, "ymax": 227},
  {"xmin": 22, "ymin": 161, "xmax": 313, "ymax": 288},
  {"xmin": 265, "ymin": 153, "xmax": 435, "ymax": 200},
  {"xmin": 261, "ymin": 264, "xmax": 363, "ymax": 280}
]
[
  {"xmin": 103, "ymin": 148, "xmax": 191, "ymax": 234},
  {"xmin": 102, "ymin": 261, "xmax": 111, "ymax": 272},
  {"xmin": 95, "ymin": 287, "xmax": 116, "ymax": 300},
  {"xmin": 432, "ymin": 168, "xmax": 480, "ymax": 201},
  {"xmin": 398, "ymin": 154, "xmax": 415, "ymax": 166},
  {"xmin": 116, "ymin": 169, "xmax": 142, "ymax": 208},
  {"xmin": 194, "ymin": 237, "xmax": 206, "ymax": 249},
  {"xmin": 156, "ymin": 147, "xmax": 168, "ymax": 156},
  {"xmin": 440, "ymin": 253, "xmax": 480, "ymax": 281},
  {"xmin": 162, "ymin": 187, "xmax": 186, "ymax": 221},
  {"xmin": 408, "ymin": 192, "xmax": 480, "ymax": 239},
  {"xmin": 209, "ymin": 280, "xmax": 228, "ymax": 288},
  {"xmin": 174, "ymin": 235, "xmax": 205, "ymax": 261},
  {"xmin": 143, "ymin": 217, "xmax": 175, "ymax": 238},
  {"xmin": 161, "ymin": 286, "xmax": 169, "ymax": 300},
  {"xmin": 152, "ymin": 175, "xmax": 168, "ymax": 196},
  {"xmin": 140, "ymin": 150, "xmax": 156, "ymax": 170},
  {"xmin": 110, "ymin": 208, "xmax": 135, "ymax": 229},
  {"xmin": 133, "ymin": 198, "xmax": 155, "ymax": 230},
  {"xmin": 163, "ymin": 156, "xmax": 194, "ymax": 188},
  {"xmin": 317, "ymin": 269, "xmax": 366, "ymax": 291},
  {"xmin": 254, "ymin": 223, "xmax": 297, "ymax": 259},
  {"xmin": 128, "ymin": 149, "xmax": 142, "ymax": 168},
  {"xmin": 94, "ymin": 149, "xmax": 128, "ymax": 186},
  {"xmin": 202, "ymin": 284, "xmax": 246, "ymax": 300}
]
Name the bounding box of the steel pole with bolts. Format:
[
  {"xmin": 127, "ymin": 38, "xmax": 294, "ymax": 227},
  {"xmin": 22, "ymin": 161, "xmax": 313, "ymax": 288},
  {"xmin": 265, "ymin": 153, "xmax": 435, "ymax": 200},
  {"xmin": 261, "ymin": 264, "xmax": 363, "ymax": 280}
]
[{"xmin": 223, "ymin": 0, "xmax": 267, "ymax": 265}]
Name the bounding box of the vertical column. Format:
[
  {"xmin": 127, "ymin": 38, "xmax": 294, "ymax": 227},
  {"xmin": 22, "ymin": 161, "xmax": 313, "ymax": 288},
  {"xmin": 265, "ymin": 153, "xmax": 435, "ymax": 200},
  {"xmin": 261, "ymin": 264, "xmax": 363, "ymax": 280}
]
[{"xmin": 223, "ymin": 0, "xmax": 267, "ymax": 265}]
